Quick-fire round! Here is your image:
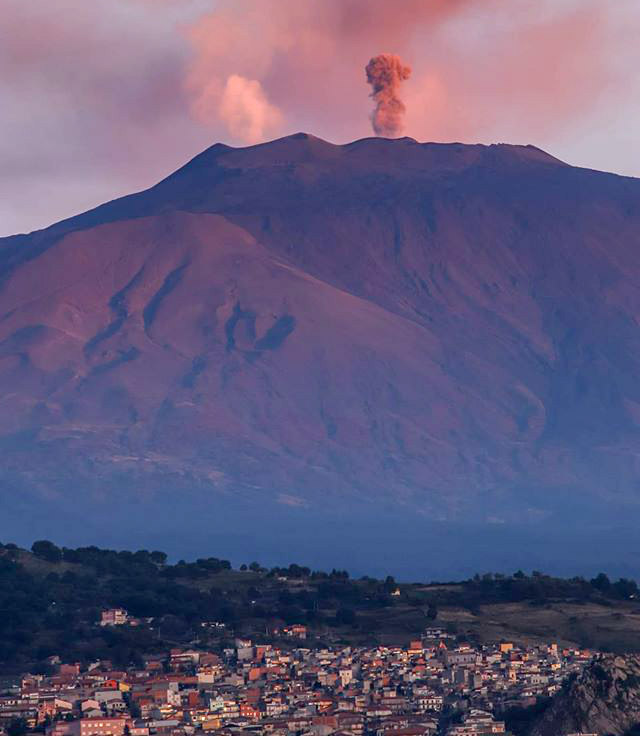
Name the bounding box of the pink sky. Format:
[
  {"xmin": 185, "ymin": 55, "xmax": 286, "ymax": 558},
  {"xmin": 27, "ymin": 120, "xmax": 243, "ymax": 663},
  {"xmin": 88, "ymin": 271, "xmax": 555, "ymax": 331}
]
[{"xmin": 1, "ymin": 0, "xmax": 639, "ymax": 237}]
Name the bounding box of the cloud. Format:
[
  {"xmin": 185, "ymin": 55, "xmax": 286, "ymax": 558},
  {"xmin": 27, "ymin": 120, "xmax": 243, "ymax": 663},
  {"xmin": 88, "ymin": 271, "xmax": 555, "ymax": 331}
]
[
  {"xmin": 365, "ymin": 54, "xmax": 412, "ymax": 137},
  {"xmin": 402, "ymin": 0, "xmax": 611, "ymax": 142},
  {"xmin": 1, "ymin": 0, "xmax": 639, "ymax": 237},
  {"xmin": 183, "ymin": 0, "xmax": 625, "ymax": 146},
  {"xmin": 196, "ymin": 74, "xmax": 283, "ymax": 143},
  {"xmin": 0, "ymin": 0, "xmax": 211, "ymax": 236},
  {"xmin": 183, "ymin": 0, "xmax": 473, "ymax": 141}
]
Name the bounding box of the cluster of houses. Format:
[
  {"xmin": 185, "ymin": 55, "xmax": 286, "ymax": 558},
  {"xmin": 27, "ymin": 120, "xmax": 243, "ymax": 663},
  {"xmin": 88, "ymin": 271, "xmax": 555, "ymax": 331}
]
[{"xmin": 0, "ymin": 625, "xmax": 593, "ymax": 736}]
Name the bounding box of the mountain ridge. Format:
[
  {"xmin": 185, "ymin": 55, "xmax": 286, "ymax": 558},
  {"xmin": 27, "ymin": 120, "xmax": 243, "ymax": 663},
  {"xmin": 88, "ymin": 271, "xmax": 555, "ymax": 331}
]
[{"xmin": 1, "ymin": 134, "xmax": 569, "ymax": 244}]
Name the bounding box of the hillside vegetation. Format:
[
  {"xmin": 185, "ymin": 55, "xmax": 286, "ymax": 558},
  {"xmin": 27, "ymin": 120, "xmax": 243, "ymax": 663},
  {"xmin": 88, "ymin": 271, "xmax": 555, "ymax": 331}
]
[{"xmin": 2, "ymin": 540, "xmax": 640, "ymax": 674}]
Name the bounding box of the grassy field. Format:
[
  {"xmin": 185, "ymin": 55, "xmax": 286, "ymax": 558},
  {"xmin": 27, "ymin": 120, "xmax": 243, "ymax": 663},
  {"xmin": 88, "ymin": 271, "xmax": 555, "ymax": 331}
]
[
  {"xmin": 449, "ymin": 599, "xmax": 640, "ymax": 652},
  {"xmin": 348, "ymin": 597, "xmax": 640, "ymax": 652}
]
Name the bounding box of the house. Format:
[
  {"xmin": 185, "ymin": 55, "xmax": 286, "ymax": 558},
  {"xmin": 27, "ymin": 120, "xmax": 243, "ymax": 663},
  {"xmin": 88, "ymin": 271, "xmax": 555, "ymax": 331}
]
[
  {"xmin": 100, "ymin": 610, "xmax": 128, "ymax": 627},
  {"xmin": 169, "ymin": 650, "xmax": 200, "ymax": 671},
  {"xmin": 47, "ymin": 717, "xmax": 132, "ymax": 736},
  {"xmin": 446, "ymin": 710, "xmax": 505, "ymax": 735},
  {"xmin": 283, "ymin": 625, "xmax": 307, "ymax": 640}
]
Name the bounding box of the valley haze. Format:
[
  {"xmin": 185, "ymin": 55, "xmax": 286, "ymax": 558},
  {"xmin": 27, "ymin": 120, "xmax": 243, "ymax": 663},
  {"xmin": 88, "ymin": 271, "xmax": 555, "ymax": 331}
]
[{"xmin": 1, "ymin": 133, "xmax": 640, "ymax": 580}]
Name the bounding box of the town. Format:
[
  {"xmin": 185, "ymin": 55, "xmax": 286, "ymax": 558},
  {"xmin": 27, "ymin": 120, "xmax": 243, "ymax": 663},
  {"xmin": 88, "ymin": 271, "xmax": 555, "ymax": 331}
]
[{"xmin": 0, "ymin": 611, "xmax": 593, "ymax": 736}]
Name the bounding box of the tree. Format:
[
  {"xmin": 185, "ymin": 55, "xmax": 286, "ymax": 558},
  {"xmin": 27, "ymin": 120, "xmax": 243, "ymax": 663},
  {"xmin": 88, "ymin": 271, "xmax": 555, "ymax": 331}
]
[
  {"xmin": 150, "ymin": 550, "xmax": 167, "ymax": 565},
  {"xmin": 590, "ymin": 572, "xmax": 611, "ymax": 592},
  {"xmin": 613, "ymin": 578, "xmax": 639, "ymax": 599},
  {"xmin": 32, "ymin": 540, "xmax": 62, "ymax": 563},
  {"xmin": 130, "ymin": 702, "xmax": 141, "ymax": 719},
  {"xmin": 427, "ymin": 603, "xmax": 438, "ymax": 621},
  {"xmin": 335, "ymin": 607, "xmax": 357, "ymax": 625},
  {"xmin": 7, "ymin": 718, "xmax": 28, "ymax": 736}
]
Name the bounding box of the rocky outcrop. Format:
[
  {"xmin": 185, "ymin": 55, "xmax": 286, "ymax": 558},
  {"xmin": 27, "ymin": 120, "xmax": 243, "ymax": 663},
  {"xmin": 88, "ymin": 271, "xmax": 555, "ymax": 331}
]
[{"xmin": 530, "ymin": 655, "xmax": 640, "ymax": 735}]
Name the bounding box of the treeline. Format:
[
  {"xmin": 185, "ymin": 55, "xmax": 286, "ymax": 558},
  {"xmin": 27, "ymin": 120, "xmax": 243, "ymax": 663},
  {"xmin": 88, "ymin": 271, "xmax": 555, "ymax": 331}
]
[
  {"xmin": 464, "ymin": 570, "xmax": 640, "ymax": 603},
  {"xmin": 0, "ymin": 540, "xmax": 400, "ymax": 672},
  {"xmin": 26, "ymin": 541, "xmax": 351, "ymax": 581},
  {"xmin": 404, "ymin": 569, "xmax": 640, "ymax": 618},
  {"xmin": 28, "ymin": 540, "xmax": 230, "ymax": 577}
]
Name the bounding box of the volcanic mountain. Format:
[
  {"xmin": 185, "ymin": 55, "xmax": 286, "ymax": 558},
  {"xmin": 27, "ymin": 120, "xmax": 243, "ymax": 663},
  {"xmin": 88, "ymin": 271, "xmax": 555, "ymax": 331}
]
[{"xmin": 1, "ymin": 133, "xmax": 640, "ymax": 575}]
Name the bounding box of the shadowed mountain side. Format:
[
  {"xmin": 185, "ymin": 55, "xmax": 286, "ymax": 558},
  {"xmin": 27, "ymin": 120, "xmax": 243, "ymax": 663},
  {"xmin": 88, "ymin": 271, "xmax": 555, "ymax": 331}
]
[{"xmin": 2, "ymin": 134, "xmax": 640, "ymax": 574}]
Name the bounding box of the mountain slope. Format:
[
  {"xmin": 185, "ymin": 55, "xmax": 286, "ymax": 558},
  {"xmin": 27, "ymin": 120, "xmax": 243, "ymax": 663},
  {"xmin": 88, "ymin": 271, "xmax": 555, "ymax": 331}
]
[{"xmin": 2, "ymin": 133, "xmax": 640, "ymax": 573}]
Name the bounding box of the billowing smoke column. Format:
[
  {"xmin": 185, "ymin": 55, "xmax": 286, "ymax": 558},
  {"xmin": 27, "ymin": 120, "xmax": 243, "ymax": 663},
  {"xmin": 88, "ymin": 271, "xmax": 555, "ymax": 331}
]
[{"xmin": 365, "ymin": 53, "xmax": 412, "ymax": 137}]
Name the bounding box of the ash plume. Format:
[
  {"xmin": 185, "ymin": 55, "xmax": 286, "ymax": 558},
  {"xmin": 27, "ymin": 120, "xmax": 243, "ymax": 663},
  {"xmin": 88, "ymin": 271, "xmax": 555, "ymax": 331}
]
[{"xmin": 365, "ymin": 53, "xmax": 412, "ymax": 137}]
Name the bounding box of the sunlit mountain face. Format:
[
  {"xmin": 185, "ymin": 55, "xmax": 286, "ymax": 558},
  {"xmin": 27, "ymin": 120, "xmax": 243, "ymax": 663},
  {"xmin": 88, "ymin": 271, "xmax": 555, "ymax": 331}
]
[{"xmin": 2, "ymin": 133, "xmax": 640, "ymax": 578}]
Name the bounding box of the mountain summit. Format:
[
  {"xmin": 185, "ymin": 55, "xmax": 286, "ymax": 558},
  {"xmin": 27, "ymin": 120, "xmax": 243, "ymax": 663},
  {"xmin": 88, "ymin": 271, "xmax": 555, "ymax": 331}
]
[{"xmin": 2, "ymin": 134, "xmax": 640, "ymax": 575}]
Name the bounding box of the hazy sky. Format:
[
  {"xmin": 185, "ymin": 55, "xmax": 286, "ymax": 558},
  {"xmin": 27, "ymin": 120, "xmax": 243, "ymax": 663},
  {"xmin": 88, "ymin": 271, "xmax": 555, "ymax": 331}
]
[{"xmin": 1, "ymin": 0, "xmax": 639, "ymax": 237}]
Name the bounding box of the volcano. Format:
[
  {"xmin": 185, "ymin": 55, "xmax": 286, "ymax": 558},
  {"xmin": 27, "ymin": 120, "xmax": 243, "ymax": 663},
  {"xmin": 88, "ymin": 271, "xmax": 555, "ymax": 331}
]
[{"xmin": 2, "ymin": 133, "xmax": 640, "ymax": 576}]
